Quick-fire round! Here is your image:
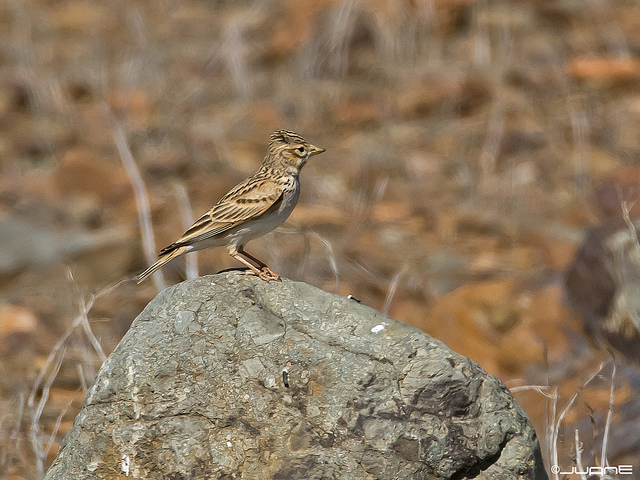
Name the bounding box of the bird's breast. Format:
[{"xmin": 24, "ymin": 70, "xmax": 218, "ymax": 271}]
[
  {"xmin": 277, "ymin": 179, "xmax": 300, "ymax": 216},
  {"xmin": 225, "ymin": 178, "xmax": 299, "ymax": 247}
]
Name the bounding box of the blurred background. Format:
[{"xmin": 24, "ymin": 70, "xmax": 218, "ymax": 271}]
[{"xmin": 2, "ymin": 0, "xmax": 640, "ymax": 477}]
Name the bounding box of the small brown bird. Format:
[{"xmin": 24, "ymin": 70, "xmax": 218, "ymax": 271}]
[{"xmin": 138, "ymin": 130, "xmax": 325, "ymax": 283}]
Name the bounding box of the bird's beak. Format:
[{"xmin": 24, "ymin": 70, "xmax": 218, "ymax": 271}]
[{"xmin": 309, "ymin": 145, "xmax": 326, "ymax": 156}]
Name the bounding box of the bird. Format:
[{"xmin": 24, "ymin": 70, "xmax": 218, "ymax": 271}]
[{"xmin": 137, "ymin": 129, "xmax": 325, "ymax": 284}]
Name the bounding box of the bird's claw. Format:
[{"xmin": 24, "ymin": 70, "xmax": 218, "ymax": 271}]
[
  {"xmin": 245, "ymin": 266, "xmax": 280, "ymax": 282},
  {"xmin": 258, "ymin": 267, "xmax": 280, "ymax": 282}
]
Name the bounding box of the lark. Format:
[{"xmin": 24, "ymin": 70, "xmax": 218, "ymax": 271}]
[{"xmin": 137, "ymin": 130, "xmax": 325, "ymax": 283}]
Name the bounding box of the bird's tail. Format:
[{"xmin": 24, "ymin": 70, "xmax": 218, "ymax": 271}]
[{"xmin": 137, "ymin": 245, "xmax": 188, "ymax": 284}]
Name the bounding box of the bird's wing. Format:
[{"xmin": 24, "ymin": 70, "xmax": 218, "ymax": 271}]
[{"xmin": 160, "ymin": 178, "xmax": 283, "ymax": 252}]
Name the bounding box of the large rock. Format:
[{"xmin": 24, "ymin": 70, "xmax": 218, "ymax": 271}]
[{"xmin": 45, "ymin": 272, "xmax": 547, "ymax": 479}]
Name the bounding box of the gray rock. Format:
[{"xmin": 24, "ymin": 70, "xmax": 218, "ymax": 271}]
[{"xmin": 45, "ymin": 272, "xmax": 547, "ymax": 480}]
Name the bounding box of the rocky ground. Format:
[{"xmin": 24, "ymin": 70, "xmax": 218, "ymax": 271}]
[{"xmin": 1, "ymin": 0, "xmax": 640, "ymax": 478}]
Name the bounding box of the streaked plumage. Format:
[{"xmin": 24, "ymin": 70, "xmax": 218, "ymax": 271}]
[{"xmin": 138, "ymin": 129, "xmax": 325, "ymax": 283}]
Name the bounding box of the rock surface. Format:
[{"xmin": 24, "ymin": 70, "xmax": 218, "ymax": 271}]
[{"xmin": 45, "ymin": 272, "xmax": 547, "ymax": 479}]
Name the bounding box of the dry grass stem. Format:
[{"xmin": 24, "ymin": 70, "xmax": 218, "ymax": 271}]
[
  {"xmin": 20, "ymin": 278, "xmax": 127, "ymax": 477},
  {"xmin": 570, "ymin": 108, "xmax": 589, "ymax": 192},
  {"xmin": 574, "ymin": 428, "xmax": 587, "ymax": 480},
  {"xmin": 79, "ymin": 298, "xmax": 106, "ymax": 363},
  {"xmin": 29, "ymin": 350, "xmax": 64, "ymax": 478},
  {"xmin": 549, "ymin": 385, "xmax": 559, "ymax": 480},
  {"xmin": 550, "ymin": 361, "xmax": 607, "ymax": 480},
  {"xmin": 77, "ymin": 364, "xmax": 89, "ymax": 394},
  {"xmin": 296, "ymin": 232, "xmax": 312, "ymax": 279},
  {"xmin": 600, "ymin": 361, "xmax": 616, "ymax": 470},
  {"xmin": 101, "ymin": 103, "xmax": 166, "ymax": 291},
  {"xmin": 43, "ymin": 398, "xmax": 72, "ymax": 460},
  {"xmin": 28, "ymin": 280, "xmax": 124, "ymax": 409},
  {"xmin": 382, "ymin": 264, "xmax": 408, "ymax": 315},
  {"xmin": 509, "ymin": 385, "xmax": 556, "ymax": 399},
  {"xmin": 309, "ymin": 232, "xmax": 340, "ymax": 293},
  {"xmin": 479, "ymin": 100, "xmax": 504, "ymax": 192},
  {"xmin": 174, "ymin": 183, "xmax": 198, "ymax": 280}
]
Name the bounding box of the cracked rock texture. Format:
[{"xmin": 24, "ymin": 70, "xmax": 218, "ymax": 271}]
[{"xmin": 45, "ymin": 272, "xmax": 547, "ymax": 479}]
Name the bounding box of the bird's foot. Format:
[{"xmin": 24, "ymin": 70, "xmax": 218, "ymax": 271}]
[
  {"xmin": 243, "ymin": 266, "xmax": 280, "ymax": 282},
  {"xmin": 257, "ymin": 266, "xmax": 280, "ymax": 282}
]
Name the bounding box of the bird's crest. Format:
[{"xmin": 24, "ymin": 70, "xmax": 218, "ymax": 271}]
[{"xmin": 269, "ymin": 129, "xmax": 305, "ymax": 147}]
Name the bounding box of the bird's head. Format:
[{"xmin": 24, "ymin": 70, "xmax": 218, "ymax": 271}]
[{"xmin": 265, "ymin": 129, "xmax": 325, "ymax": 174}]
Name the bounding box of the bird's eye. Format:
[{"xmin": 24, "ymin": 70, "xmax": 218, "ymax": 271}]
[{"xmin": 295, "ymin": 146, "xmax": 305, "ymax": 154}]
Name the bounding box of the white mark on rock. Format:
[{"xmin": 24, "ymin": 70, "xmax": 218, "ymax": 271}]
[
  {"xmin": 226, "ymin": 441, "xmax": 233, "ymax": 447},
  {"xmin": 121, "ymin": 454, "xmax": 130, "ymax": 476},
  {"xmin": 242, "ymin": 358, "xmax": 264, "ymax": 377},
  {"xmin": 371, "ymin": 322, "xmax": 388, "ymax": 334},
  {"xmin": 174, "ymin": 310, "xmax": 195, "ymax": 333},
  {"xmin": 307, "ymin": 405, "xmax": 321, "ymax": 417},
  {"xmin": 128, "ymin": 366, "xmax": 141, "ymax": 419},
  {"xmin": 265, "ymin": 375, "xmax": 276, "ymax": 388}
]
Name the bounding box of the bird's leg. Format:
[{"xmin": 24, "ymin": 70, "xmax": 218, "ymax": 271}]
[
  {"xmin": 230, "ymin": 251, "xmax": 263, "ymax": 276},
  {"xmin": 239, "ymin": 249, "xmax": 267, "ymax": 269},
  {"xmin": 239, "ymin": 249, "xmax": 281, "ymax": 281},
  {"xmin": 238, "ymin": 248, "xmax": 273, "ymax": 273},
  {"xmin": 227, "ymin": 245, "xmax": 280, "ymax": 282}
]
